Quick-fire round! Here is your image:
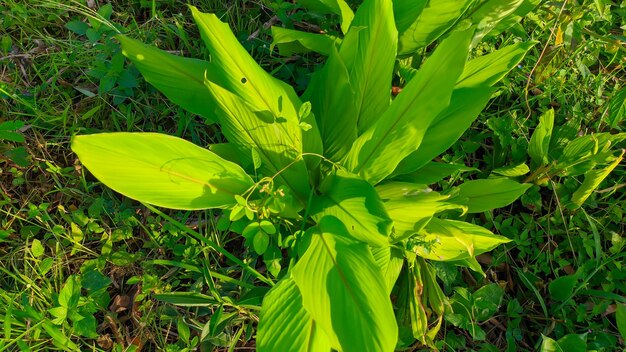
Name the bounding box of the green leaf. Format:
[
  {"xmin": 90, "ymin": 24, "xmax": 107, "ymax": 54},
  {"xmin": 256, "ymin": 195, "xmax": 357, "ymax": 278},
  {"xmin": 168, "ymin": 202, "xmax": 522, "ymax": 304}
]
[
  {"xmin": 209, "ymin": 143, "xmax": 252, "ymax": 170},
  {"xmin": 393, "ymin": 87, "xmax": 495, "ymax": 176},
  {"xmin": 73, "ymin": 313, "xmax": 97, "ymax": 338},
  {"xmin": 492, "ymin": 163, "xmax": 530, "ymax": 177},
  {"xmin": 271, "ymin": 27, "xmax": 337, "ymax": 56},
  {"xmin": 416, "ymin": 218, "xmax": 510, "ymax": 260},
  {"xmin": 202, "ymin": 80, "xmax": 312, "ymax": 202},
  {"xmin": 452, "ymin": 178, "xmax": 531, "ymax": 213},
  {"xmin": 487, "ymin": 0, "xmax": 541, "ymax": 39},
  {"xmin": 556, "ymin": 334, "xmax": 587, "ymax": 352},
  {"xmin": 292, "ymin": 216, "xmax": 398, "ymax": 352},
  {"xmin": 548, "ymin": 275, "xmax": 578, "ymax": 302},
  {"xmin": 41, "ymin": 321, "xmax": 79, "ymax": 351},
  {"xmin": 395, "ymin": 162, "xmax": 478, "ymax": 185},
  {"xmin": 528, "ymin": 109, "xmax": 555, "ymax": 167},
  {"xmin": 296, "ymin": 0, "xmax": 354, "ymax": 33},
  {"xmin": 306, "ymin": 0, "xmax": 397, "ymax": 160},
  {"xmin": 371, "ymin": 246, "xmax": 405, "ymax": 294},
  {"xmin": 344, "ymin": 29, "xmax": 473, "ymax": 184},
  {"xmin": 117, "ymin": 35, "xmax": 220, "ymax": 124},
  {"xmin": 456, "ymin": 41, "xmax": 537, "ymax": 89},
  {"xmin": 31, "ymin": 239, "xmax": 45, "ymax": 257},
  {"xmin": 383, "ymin": 191, "xmax": 465, "ymax": 242},
  {"xmin": 569, "ymin": 151, "xmax": 624, "ymax": 209},
  {"xmin": 72, "ymin": 133, "xmax": 254, "ymax": 210},
  {"xmin": 311, "ymin": 170, "xmax": 392, "ymax": 247},
  {"xmin": 344, "ymin": 0, "xmax": 398, "ymax": 134},
  {"xmin": 190, "ymin": 6, "xmax": 322, "ymax": 179},
  {"xmin": 469, "ymin": 0, "xmax": 526, "ymax": 45},
  {"xmin": 473, "ymin": 283, "xmax": 504, "ymax": 321},
  {"xmin": 555, "ymin": 133, "xmax": 626, "ymax": 176},
  {"xmin": 58, "ymin": 275, "xmax": 80, "ymax": 309},
  {"xmin": 305, "ymin": 44, "xmax": 358, "ymax": 161},
  {"xmin": 397, "ymin": 0, "xmax": 473, "ymax": 55},
  {"xmin": 616, "ymin": 303, "xmax": 626, "ymax": 341},
  {"xmin": 253, "ymin": 231, "xmax": 270, "ymax": 255},
  {"xmin": 258, "ymin": 276, "xmax": 331, "ymax": 352},
  {"xmin": 607, "ymin": 87, "xmax": 626, "ymax": 129},
  {"xmin": 393, "ymin": 0, "xmax": 427, "ymax": 34}
]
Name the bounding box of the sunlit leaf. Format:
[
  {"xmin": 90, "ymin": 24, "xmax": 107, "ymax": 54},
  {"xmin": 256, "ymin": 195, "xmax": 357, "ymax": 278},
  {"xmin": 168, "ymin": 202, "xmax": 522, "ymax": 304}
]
[
  {"xmin": 311, "ymin": 170, "xmax": 392, "ymax": 247},
  {"xmin": 344, "ymin": 29, "xmax": 473, "ymax": 184},
  {"xmin": 292, "ymin": 216, "xmax": 397, "ymax": 352},
  {"xmin": 271, "ymin": 27, "xmax": 338, "ymax": 56},
  {"xmin": 371, "ymin": 246, "xmax": 404, "ymax": 294},
  {"xmin": 452, "ymin": 178, "xmax": 531, "ymax": 213},
  {"xmin": 457, "ymin": 41, "xmax": 537, "ymax": 89},
  {"xmin": 569, "ymin": 150, "xmax": 624, "ymax": 208},
  {"xmin": 415, "ymin": 218, "xmax": 510, "ymax": 261},
  {"xmin": 72, "ymin": 133, "xmax": 253, "ymax": 210},
  {"xmin": 258, "ymin": 276, "xmax": 331, "ymax": 352},
  {"xmin": 191, "ymin": 6, "xmax": 323, "ymax": 175},
  {"xmin": 118, "ymin": 35, "xmax": 222, "ymax": 124},
  {"xmin": 528, "ymin": 109, "xmax": 555, "ymax": 166},
  {"xmin": 392, "ymin": 87, "xmax": 495, "ymax": 176},
  {"xmin": 397, "ymin": 0, "xmax": 473, "ymax": 55}
]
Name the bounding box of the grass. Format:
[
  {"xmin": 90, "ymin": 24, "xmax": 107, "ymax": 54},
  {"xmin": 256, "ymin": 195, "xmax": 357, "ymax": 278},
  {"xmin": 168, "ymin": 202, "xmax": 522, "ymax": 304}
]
[{"xmin": 1, "ymin": 0, "xmax": 625, "ymax": 351}]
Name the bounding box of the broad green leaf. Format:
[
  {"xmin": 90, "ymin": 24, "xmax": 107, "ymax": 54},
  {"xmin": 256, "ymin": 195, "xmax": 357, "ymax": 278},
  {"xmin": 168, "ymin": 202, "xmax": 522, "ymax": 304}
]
[
  {"xmin": 528, "ymin": 109, "xmax": 555, "ymax": 166},
  {"xmin": 296, "ymin": 0, "xmax": 354, "ymax": 33},
  {"xmin": 271, "ymin": 27, "xmax": 338, "ymax": 56},
  {"xmin": 307, "ymin": 0, "xmax": 397, "ymax": 160},
  {"xmin": 548, "ymin": 275, "xmax": 578, "ymax": 302},
  {"xmin": 305, "ymin": 44, "xmax": 358, "ymax": 161},
  {"xmin": 415, "ymin": 218, "xmax": 510, "ymax": 260},
  {"xmin": 393, "ymin": 87, "xmax": 495, "ymax": 176},
  {"xmin": 208, "ymin": 143, "xmax": 252, "ymax": 171},
  {"xmin": 375, "ymin": 182, "xmax": 429, "ymax": 200},
  {"xmin": 344, "ymin": 29, "xmax": 473, "ymax": 184},
  {"xmin": 456, "ymin": 41, "xmax": 537, "ymax": 89},
  {"xmin": 72, "ymin": 133, "xmax": 253, "ymax": 210},
  {"xmin": 384, "ymin": 192, "xmax": 465, "ymax": 242},
  {"xmin": 347, "ymin": 0, "xmax": 398, "ymax": 134},
  {"xmin": 311, "ymin": 170, "xmax": 392, "ymax": 247},
  {"xmin": 395, "ymin": 162, "xmax": 478, "ymax": 185},
  {"xmin": 258, "ymin": 276, "xmax": 331, "ymax": 352},
  {"xmin": 203, "ymin": 80, "xmax": 312, "ymax": 202},
  {"xmin": 541, "ymin": 335, "xmax": 565, "ymax": 352},
  {"xmin": 556, "ymin": 334, "xmax": 587, "ymax": 352},
  {"xmin": 616, "ymin": 303, "xmax": 626, "ymax": 341},
  {"xmin": 393, "ymin": 0, "xmax": 427, "ymax": 34},
  {"xmin": 371, "ymin": 246, "xmax": 404, "ymax": 294},
  {"xmin": 292, "ymin": 216, "xmax": 398, "ymax": 352},
  {"xmin": 450, "ymin": 256, "xmax": 485, "ymax": 276},
  {"xmin": 118, "ymin": 35, "xmax": 222, "ymax": 124},
  {"xmin": 492, "ymin": 163, "xmax": 530, "ymax": 177},
  {"xmin": 487, "ymin": 0, "xmax": 541, "ymax": 39},
  {"xmin": 190, "ymin": 6, "xmax": 323, "ymax": 172},
  {"xmin": 473, "ymin": 283, "xmax": 504, "ymax": 320},
  {"xmin": 569, "ymin": 150, "xmax": 624, "ymax": 208},
  {"xmin": 557, "ymin": 133, "xmax": 626, "ymax": 176},
  {"xmin": 452, "ymin": 178, "xmax": 531, "ymax": 213},
  {"xmin": 469, "ymin": 0, "xmax": 525, "ymax": 45},
  {"xmin": 397, "ymin": 0, "xmax": 473, "ymax": 55},
  {"xmin": 607, "ymin": 87, "xmax": 626, "ymax": 129}
]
